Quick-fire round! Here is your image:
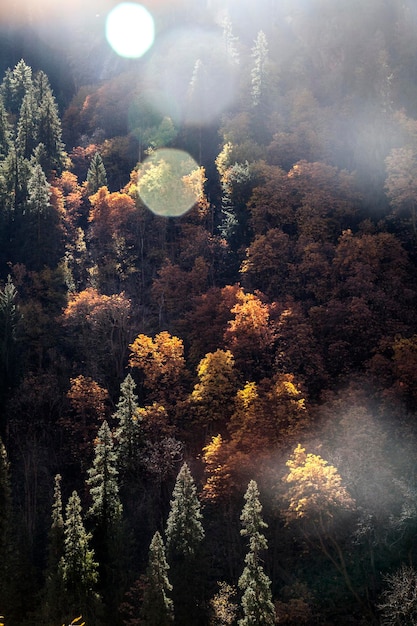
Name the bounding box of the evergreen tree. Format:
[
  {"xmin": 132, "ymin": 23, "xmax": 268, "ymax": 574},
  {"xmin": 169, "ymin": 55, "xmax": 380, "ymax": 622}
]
[
  {"xmin": 86, "ymin": 420, "xmax": 122, "ymax": 616},
  {"xmin": 114, "ymin": 373, "xmax": 142, "ymax": 477},
  {"xmin": 165, "ymin": 462, "xmax": 205, "ymax": 625},
  {"xmin": 166, "ymin": 462, "xmax": 204, "ymax": 558},
  {"xmin": 0, "ymin": 95, "xmax": 11, "ymax": 160},
  {"xmin": 238, "ymin": 480, "xmax": 276, "ymax": 626},
  {"xmin": 222, "ymin": 14, "xmax": 240, "ymax": 66},
  {"xmin": 141, "ymin": 531, "xmax": 174, "ymax": 625},
  {"xmin": 86, "ymin": 152, "xmax": 108, "ymax": 195},
  {"xmin": 87, "ymin": 420, "xmax": 122, "ymax": 528},
  {"xmin": 2, "ymin": 59, "xmax": 33, "ymax": 116},
  {"xmin": 42, "ymin": 474, "xmax": 65, "ymax": 623},
  {"xmin": 34, "ymin": 71, "xmax": 67, "ymax": 175},
  {"xmin": 251, "ymin": 31, "xmax": 269, "ymax": 108},
  {"xmin": 0, "ymin": 276, "xmax": 18, "ymax": 405},
  {"xmin": 60, "ymin": 490, "xmax": 100, "ymax": 622},
  {"xmin": 16, "ymin": 89, "xmax": 38, "ymax": 161}
]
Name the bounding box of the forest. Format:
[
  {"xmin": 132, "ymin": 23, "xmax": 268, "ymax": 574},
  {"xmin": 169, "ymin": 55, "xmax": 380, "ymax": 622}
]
[{"xmin": 2, "ymin": 0, "xmax": 417, "ymax": 624}]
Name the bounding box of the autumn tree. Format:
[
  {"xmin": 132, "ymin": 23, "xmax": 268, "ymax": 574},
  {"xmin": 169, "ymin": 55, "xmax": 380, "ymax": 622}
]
[
  {"xmin": 224, "ymin": 287, "xmax": 276, "ymax": 381},
  {"xmin": 210, "ymin": 581, "xmax": 238, "ymax": 626},
  {"xmin": 64, "ymin": 375, "xmax": 109, "ymax": 461},
  {"xmin": 190, "ymin": 349, "xmax": 239, "ymax": 435},
  {"xmin": 129, "ymin": 331, "xmax": 186, "ymax": 405},
  {"xmin": 62, "ymin": 288, "xmax": 132, "ymax": 386},
  {"xmin": 238, "ymin": 480, "xmax": 276, "ymax": 626},
  {"xmin": 141, "ymin": 531, "xmax": 174, "ymax": 625},
  {"xmin": 282, "ymin": 444, "xmax": 360, "ymax": 606}
]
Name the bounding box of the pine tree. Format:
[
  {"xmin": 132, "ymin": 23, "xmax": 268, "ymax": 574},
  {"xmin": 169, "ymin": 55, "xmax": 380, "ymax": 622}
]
[
  {"xmin": 165, "ymin": 462, "xmax": 205, "ymax": 625},
  {"xmin": 16, "ymin": 88, "xmax": 38, "ymax": 160},
  {"xmin": 3, "ymin": 59, "xmax": 33, "ymax": 116},
  {"xmin": 60, "ymin": 490, "xmax": 100, "ymax": 621},
  {"xmin": 238, "ymin": 480, "xmax": 276, "ymax": 626},
  {"xmin": 34, "ymin": 71, "xmax": 67, "ymax": 175},
  {"xmin": 251, "ymin": 30, "xmax": 269, "ymax": 108},
  {"xmin": 86, "ymin": 152, "xmax": 108, "ymax": 195},
  {"xmin": 87, "ymin": 420, "xmax": 122, "ymax": 528},
  {"xmin": 166, "ymin": 462, "xmax": 204, "ymax": 559},
  {"xmin": 114, "ymin": 373, "xmax": 142, "ymax": 477},
  {"xmin": 86, "ymin": 420, "xmax": 122, "ymax": 617},
  {"xmin": 0, "ymin": 95, "xmax": 11, "ymax": 160},
  {"xmin": 42, "ymin": 474, "xmax": 65, "ymax": 623},
  {"xmin": 0, "ymin": 276, "xmax": 18, "ymax": 399},
  {"xmin": 141, "ymin": 531, "xmax": 174, "ymax": 625},
  {"xmin": 222, "ymin": 14, "xmax": 240, "ymax": 66}
]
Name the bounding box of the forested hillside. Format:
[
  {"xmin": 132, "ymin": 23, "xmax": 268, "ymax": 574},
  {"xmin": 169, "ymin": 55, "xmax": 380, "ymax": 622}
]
[{"xmin": 2, "ymin": 1, "xmax": 417, "ymax": 624}]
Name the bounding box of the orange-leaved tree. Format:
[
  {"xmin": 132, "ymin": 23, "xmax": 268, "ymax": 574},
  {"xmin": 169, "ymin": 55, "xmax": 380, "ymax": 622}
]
[{"xmin": 129, "ymin": 331, "xmax": 187, "ymax": 406}]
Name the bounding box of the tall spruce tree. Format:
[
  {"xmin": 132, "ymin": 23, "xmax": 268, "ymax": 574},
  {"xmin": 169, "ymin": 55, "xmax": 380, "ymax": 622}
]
[
  {"xmin": 87, "ymin": 420, "xmax": 122, "ymax": 528},
  {"xmin": 86, "ymin": 420, "xmax": 122, "ymax": 616},
  {"xmin": 16, "ymin": 89, "xmax": 38, "ymax": 161},
  {"xmin": 86, "ymin": 152, "xmax": 108, "ymax": 195},
  {"xmin": 0, "ymin": 276, "xmax": 18, "ymax": 403},
  {"xmin": 34, "ymin": 70, "xmax": 67, "ymax": 175},
  {"xmin": 0, "ymin": 95, "xmax": 11, "ymax": 160},
  {"xmin": 165, "ymin": 462, "xmax": 205, "ymax": 625},
  {"xmin": 238, "ymin": 480, "xmax": 276, "ymax": 626},
  {"xmin": 114, "ymin": 373, "xmax": 142, "ymax": 477},
  {"xmin": 60, "ymin": 490, "xmax": 100, "ymax": 622},
  {"xmin": 251, "ymin": 30, "xmax": 269, "ymax": 108},
  {"xmin": 141, "ymin": 531, "xmax": 174, "ymax": 625},
  {"xmin": 42, "ymin": 474, "xmax": 65, "ymax": 623}
]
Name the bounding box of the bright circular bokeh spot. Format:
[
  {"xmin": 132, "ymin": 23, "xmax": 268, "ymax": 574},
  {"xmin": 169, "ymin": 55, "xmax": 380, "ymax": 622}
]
[
  {"xmin": 137, "ymin": 149, "xmax": 201, "ymax": 217},
  {"xmin": 106, "ymin": 3, "xmax": 155, "ymax": 59}
]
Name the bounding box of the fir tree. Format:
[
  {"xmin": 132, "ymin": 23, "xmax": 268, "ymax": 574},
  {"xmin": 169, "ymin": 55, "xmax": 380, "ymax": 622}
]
[
  {"xmin": 251, "ymin": 30, "xmax": 269, "ymax": 108},
  {"xmin": 141, "ymin": 531, "xmax": 174, "ymax": 625},
  {"xmin": 86, "ymin": 420, "xmax": 122, "ymax": 616},
  {"xmin": 60, "ymin": 490, "xmax": 100, "ymax": 621},
  {"xmin": 34, "ymin": 71, "xmax": 67, "ymax": 175},
  {"xmin": 114, "ymin": 373, "xmax": 142, "ymax": 476},
  {"xmin": 165, "ymin": 462, "xmax": 205, "ymax": 625},
  {"xmin": 87, "ymin": 420, "xmax": 122, "ymax": 528},
  {"xmin": 166, "ymin": 462, "xmax": 204, "ymax": 559},
  {"xmin": 2, "ymin": 59, "xmax": 33, "ymax": 115},
  {"xmin": 86, "ymin": 152, "xmax": 108, "ymax": 195},
  {"xmin": 238, "ymin": 480, "xmax": 276, "ymax": 626},
  {"xmin": 0, "ymin": 95, "xmax": 11, "ymax": 160},
  {"xmin": 0, "ymin": 276, "xmax": 18, "ymax": 405},
  {"xmin": 42, "ymin": 474, "xmax": 65, "ymax": 623},
  {"xmin": 16, "ymin": 89, "xmax": 38, "ymax": 161}
]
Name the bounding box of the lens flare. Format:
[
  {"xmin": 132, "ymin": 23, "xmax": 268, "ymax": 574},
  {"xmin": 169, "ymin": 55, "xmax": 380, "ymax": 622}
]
[
  {"xmin": 105, "ymin": 3, "xmax": 155, "ymax": 59},
  {"xmin": 137, "ymin": 149, "xmax": 201, "ymax": 217}
]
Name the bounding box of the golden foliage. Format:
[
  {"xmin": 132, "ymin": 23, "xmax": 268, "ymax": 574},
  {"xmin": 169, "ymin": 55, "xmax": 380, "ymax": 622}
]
[{"xmin": 282, "ymin": 444, "xmax": 355, "ymax": 524}]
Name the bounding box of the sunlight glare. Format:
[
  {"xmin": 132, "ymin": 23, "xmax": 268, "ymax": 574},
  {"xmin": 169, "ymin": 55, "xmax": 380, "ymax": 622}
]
[
  {"xmin": 105, "ymin": 3, "xmax": 155, "ymax": 59},
  {"xmin": 137, "ymin": 149, "xmax": 201, "ymax": 217}
]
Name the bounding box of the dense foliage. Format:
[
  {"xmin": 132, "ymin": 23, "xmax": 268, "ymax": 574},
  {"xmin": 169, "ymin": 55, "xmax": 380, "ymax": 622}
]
[{"xmin": 2, "ymin": 1, "xmax": 417, "ymax": 624}]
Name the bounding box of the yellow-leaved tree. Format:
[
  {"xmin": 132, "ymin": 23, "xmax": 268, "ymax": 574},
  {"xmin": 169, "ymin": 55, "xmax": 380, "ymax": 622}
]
[{"xmin": 282, "ymin": 444, "xmax": 362, "ymax": 607}]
